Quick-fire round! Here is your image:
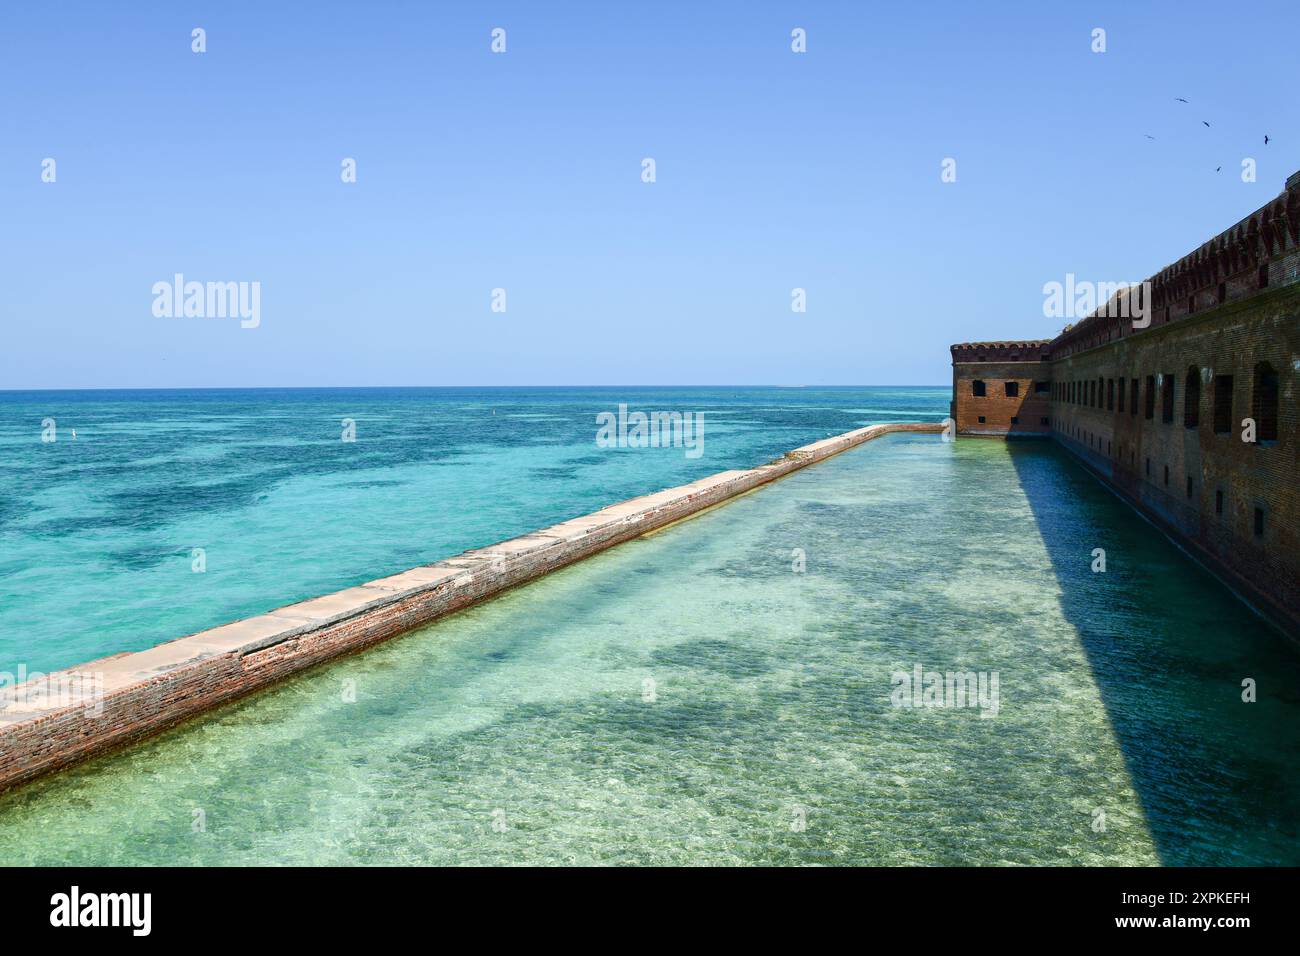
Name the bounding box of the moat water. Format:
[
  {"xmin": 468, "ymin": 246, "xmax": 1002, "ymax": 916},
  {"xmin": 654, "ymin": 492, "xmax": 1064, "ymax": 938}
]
[{"xmin": 1, "ymin": 432, "xmax": 1295, "ymax": 865}]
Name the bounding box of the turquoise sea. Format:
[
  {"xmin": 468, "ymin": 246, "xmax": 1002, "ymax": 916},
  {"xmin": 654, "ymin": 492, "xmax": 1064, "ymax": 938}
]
[
  {"xmin": 0, "ymin": 386, "xmax": 944, "ymax": 674},
  {"xmin": 0, "ymin": 389, "xmax": 1297, "ymax": 865}
]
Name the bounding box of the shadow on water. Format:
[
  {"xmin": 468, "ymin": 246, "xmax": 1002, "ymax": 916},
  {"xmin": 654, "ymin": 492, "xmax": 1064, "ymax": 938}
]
[{"xmin": 1006, "ymin": 439, "xmax": 1300, "ymax": 865}]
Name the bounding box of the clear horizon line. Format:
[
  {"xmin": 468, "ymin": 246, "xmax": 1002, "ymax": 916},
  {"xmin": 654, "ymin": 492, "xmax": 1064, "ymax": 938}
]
[{"xmin": 0, "ymin": 383, "xmax": 952, "ymax": 393}]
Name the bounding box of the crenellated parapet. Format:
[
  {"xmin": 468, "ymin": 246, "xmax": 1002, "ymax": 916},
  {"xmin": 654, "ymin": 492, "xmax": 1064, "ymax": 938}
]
[
  {"xmin": 950, "ymin": 340, "xmax": 1052, "ymax": 364},
  {"xmin": 1052, "ymin": 171, "xmax": 1300, "ymax": 359}
]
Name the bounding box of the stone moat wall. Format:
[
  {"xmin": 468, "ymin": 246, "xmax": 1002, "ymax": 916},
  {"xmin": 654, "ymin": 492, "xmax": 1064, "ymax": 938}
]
[{"xmin": 0, "ymin": 422, "xmax": 942, "ymax": 794}]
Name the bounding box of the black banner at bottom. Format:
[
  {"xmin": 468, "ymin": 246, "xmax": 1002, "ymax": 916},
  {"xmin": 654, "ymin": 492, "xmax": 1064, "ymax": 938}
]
[{"xmin": 0, "ymin": 866, "xmax": 1289, "ymax": 940}]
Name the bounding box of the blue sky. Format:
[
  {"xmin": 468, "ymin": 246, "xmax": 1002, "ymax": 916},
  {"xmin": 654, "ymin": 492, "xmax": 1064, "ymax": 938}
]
[{"xmin": 2, "ymin": 1, "xmax": 1296, "ymax": 388}]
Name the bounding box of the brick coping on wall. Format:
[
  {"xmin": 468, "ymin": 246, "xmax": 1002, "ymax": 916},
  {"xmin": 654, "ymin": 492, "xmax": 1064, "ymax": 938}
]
[{"xmin": 0, "ymin": 421, "xmax": 943, "ymax": 794}]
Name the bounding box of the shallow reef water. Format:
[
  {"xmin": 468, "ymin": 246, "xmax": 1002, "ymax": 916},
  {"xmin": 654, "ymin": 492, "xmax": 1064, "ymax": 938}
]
[{"xmin": 1, "ymin": 432, "xmax": 1295, "ymax": 866}]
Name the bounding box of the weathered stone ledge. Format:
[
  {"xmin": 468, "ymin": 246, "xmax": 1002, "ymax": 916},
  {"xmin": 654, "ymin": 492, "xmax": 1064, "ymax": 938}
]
[{"xmin": 0, "ymin": 421, "xmax": 941, "ymax": 793}]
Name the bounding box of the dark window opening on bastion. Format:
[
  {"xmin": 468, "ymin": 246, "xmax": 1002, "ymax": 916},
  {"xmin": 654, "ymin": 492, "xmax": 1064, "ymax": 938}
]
[
  {"xmin": 1217, "ymin": 282, "xmax": 1227, "ymax": 305},
  {"xmin": 1040, "ymin": 417, "xmax": 1050, "ymax": 426},
  {"xmin": 1258, "ymin": 264, "xmax": 1270, "ymax": 289},
  {"xmin": 1004, "ymin": 381, "xmax": 1019, "ymax": 397},
  {"xmin": 1213, "ymin": 375, "xmax": 1234, "ymax": 434},
  {"xmin": 1164, "ymin": 464, "xmax": 1170, "ymax": 486},
  {"xmin": 1254, "ymin": 508, "xmax": 1265, "ymax": 536},
  {"xmin": 1184, "ymin": 367, "xmax": 1200, "ymax": 428},
  {"xmin": 1186, "ymin": 476, "xmax": 1193, "ymax": 498},
  {"xmin": 977, "ymin": 416, "xmax": 986, "ymax": 424},
  {"xmin": 1144, "ymin": 376, "xmax": 1156, "ymax": 419},
  {"xmin": 1118, "ymin": 377, "xmax": 1126, "ymax": 413},
  {"xmin": 1130, "ymin": 379, "xmax": 1139, "ymax": 416},
  {"xmin": 1253, "ymin": 362, "xmax": 1279, "ymax": 442},
  {"xmin": 1107, "ymin": 378, "xmax": 1115, "ymax": 410},
  {"xmin": 1011, "ymin": 416, "xmax": 1019, "ymax": 425},
  {"xmin": 972, "ymin": 380, "xmax": 986, "ymax": 397},
  {"xmin": 1097, "ymin": 377, "xmax": 1104, "ymax": 408},
  {"xmin": 1035, "ymin": 381, "xmax": 1049, "ymax": 394},
  {"xmin": 1216, "ymin": 490, "xmax": 1223, "ymax": 515},
  {"xmin": 1161, "ymin": 373, "xmax": 1175, "ymax": 424}
]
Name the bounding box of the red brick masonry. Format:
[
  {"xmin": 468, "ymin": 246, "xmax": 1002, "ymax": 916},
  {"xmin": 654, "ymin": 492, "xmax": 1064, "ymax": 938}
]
[{"xmin": 0, "ymin": 422, "xmax": 942, "ymax": 793}]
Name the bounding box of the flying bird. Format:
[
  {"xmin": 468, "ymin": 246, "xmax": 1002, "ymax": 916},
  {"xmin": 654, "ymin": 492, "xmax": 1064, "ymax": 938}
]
[
  {"xmin": 1144, "ymin": 134, "xmax": 1156, "ymax": 140},
  {"xmin": 1202, "ymin": 121, "xmax": 1211, "ymax": 127},
  {"xmin": 1176, "ymin": 97, "xmax": 1189, "ymax": 103},
  {"xmin": 1216, "ymin": 166, "xmax": 1222, "ymax": 172},
  {"xmin": 1264, "ymin": 135, "xmax": 1270, "ymax": 144}
]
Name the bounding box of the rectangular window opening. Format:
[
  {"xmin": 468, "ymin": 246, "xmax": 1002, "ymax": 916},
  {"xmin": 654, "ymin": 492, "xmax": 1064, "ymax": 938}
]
[{"xmin": 1213, "ymin": 375, "xmax": 1233, "ymax": 434}]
